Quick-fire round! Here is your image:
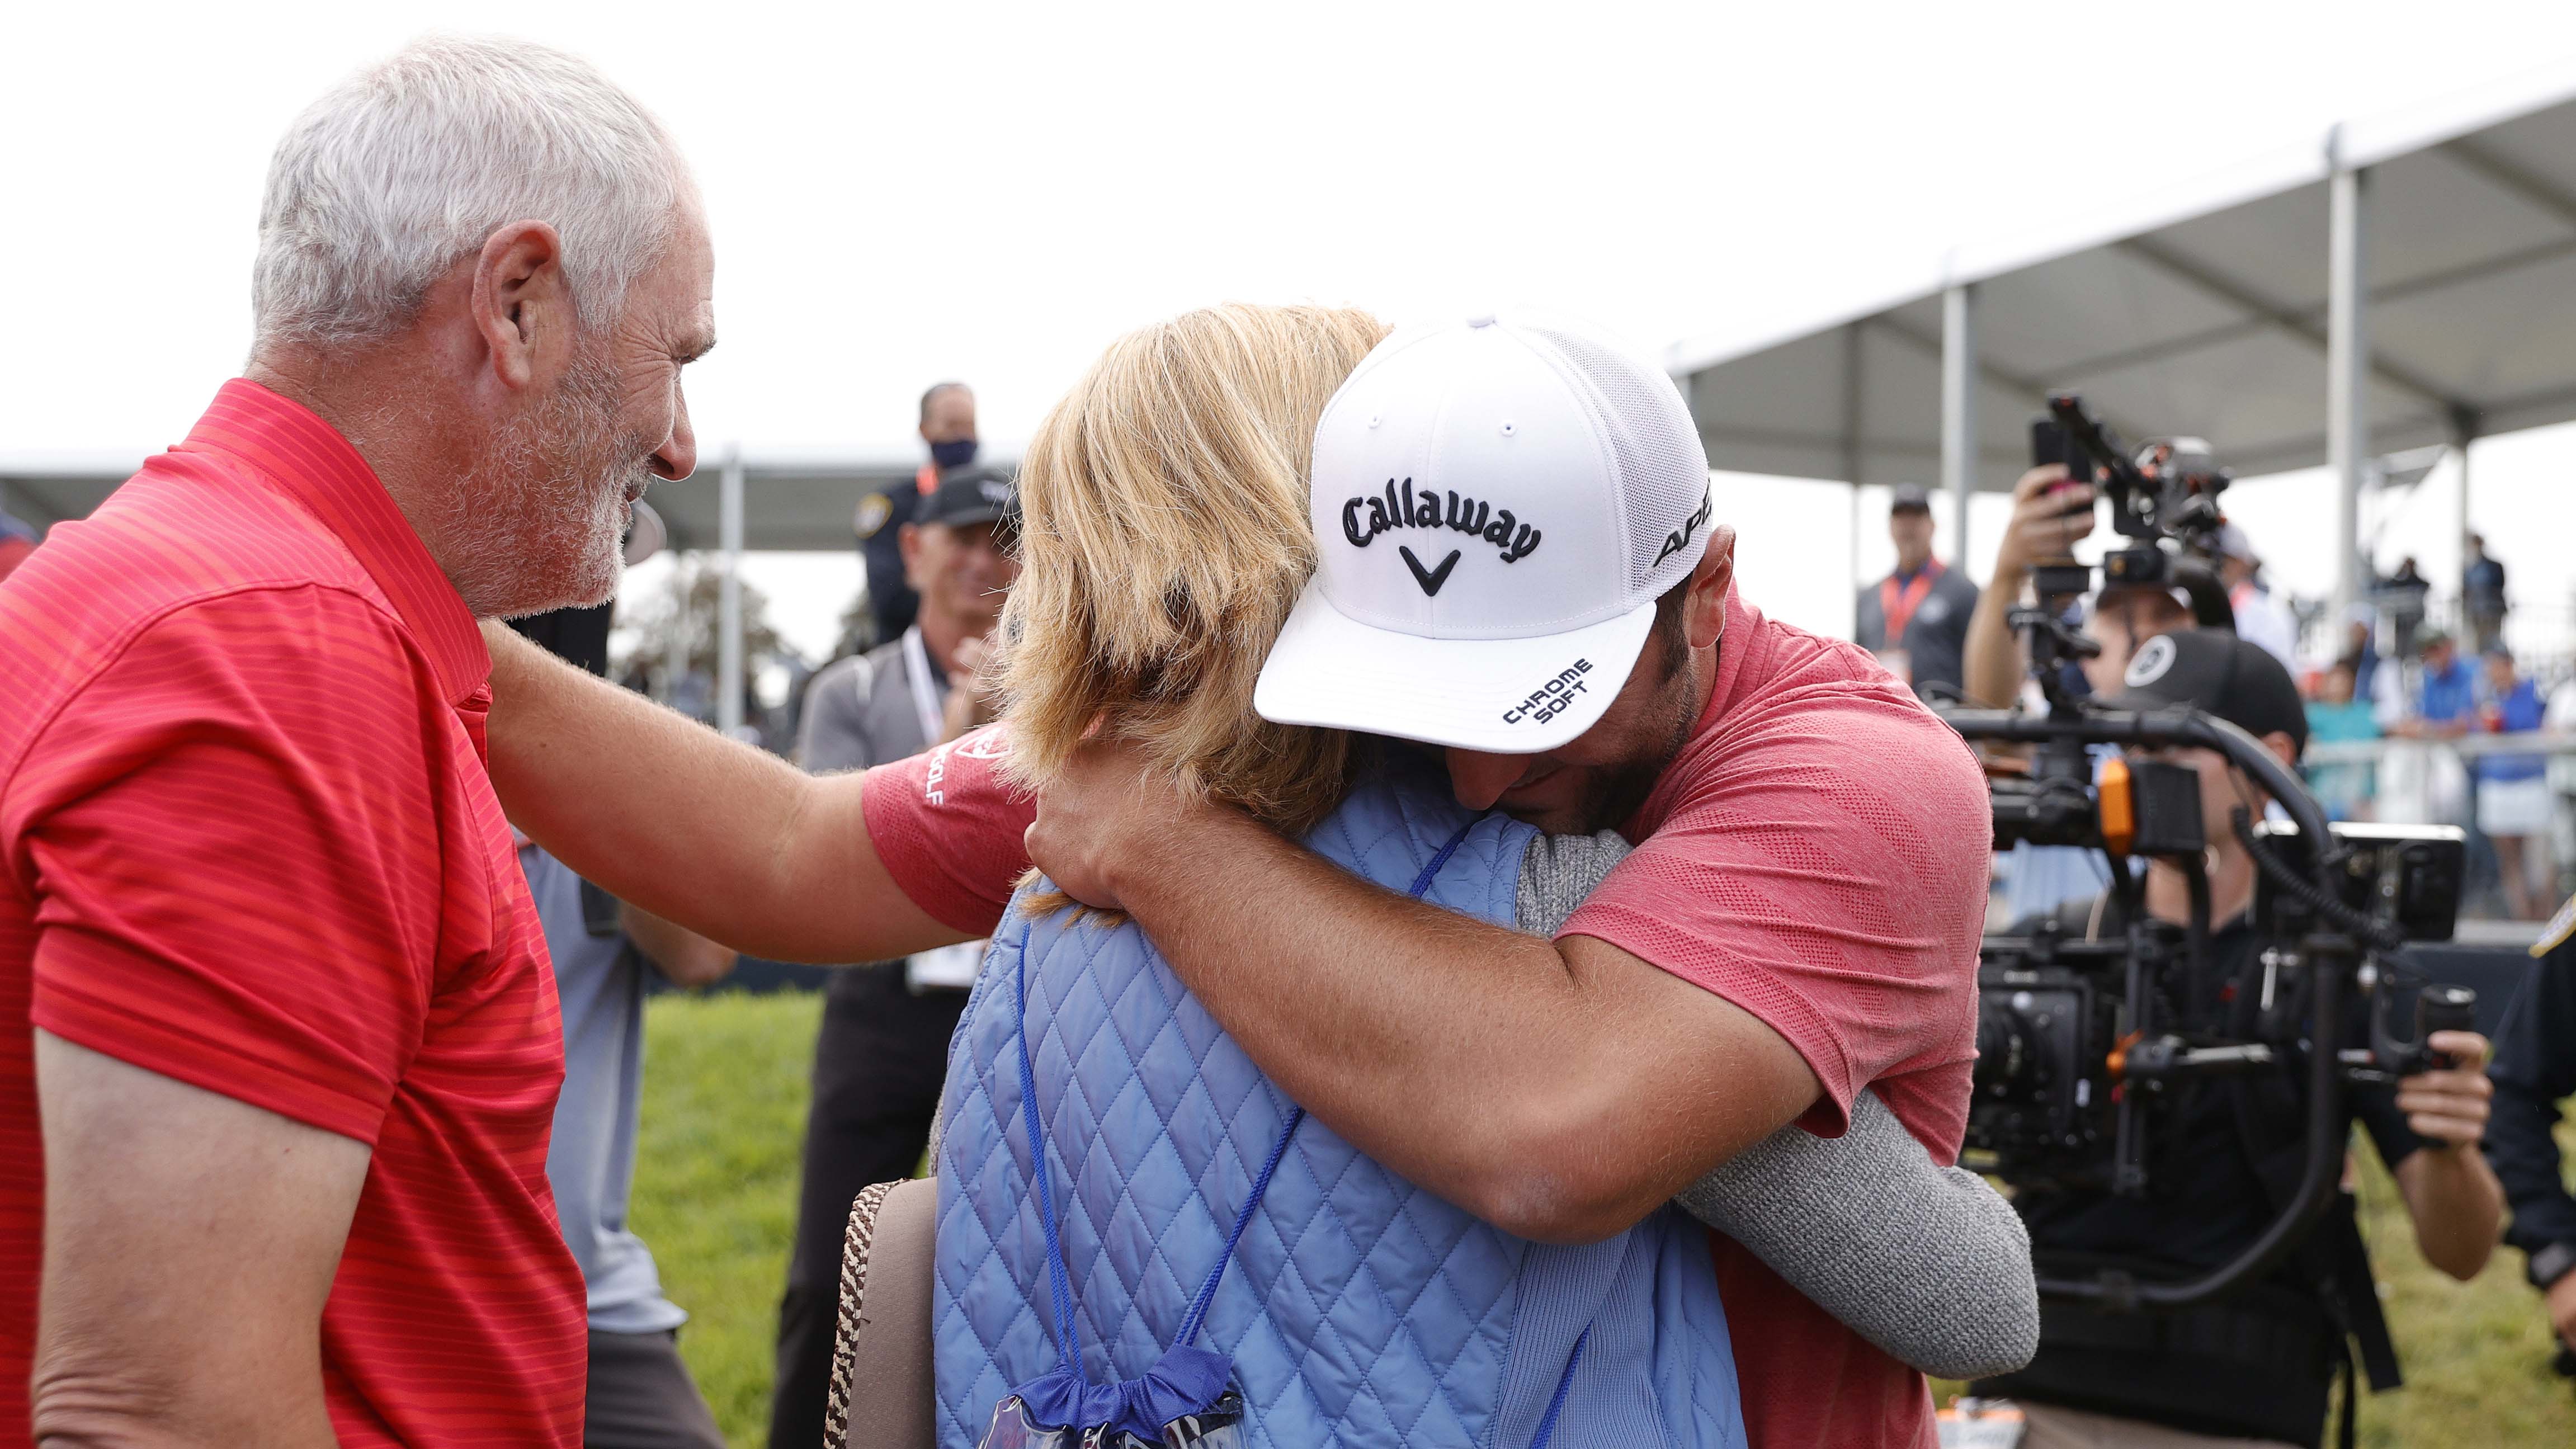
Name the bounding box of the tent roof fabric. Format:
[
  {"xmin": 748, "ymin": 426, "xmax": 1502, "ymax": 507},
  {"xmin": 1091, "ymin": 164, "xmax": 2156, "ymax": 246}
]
[
  {"xmin": 0, "ymin": 450, "xmax": 929, "ymax": 553},
  {"xmin": 1667, "ymin": 61, "xmax": 2576, "ymax": 490},
  {"xmin": 641, "ymin": 454, "xmax": 927, "ymax": 551}
]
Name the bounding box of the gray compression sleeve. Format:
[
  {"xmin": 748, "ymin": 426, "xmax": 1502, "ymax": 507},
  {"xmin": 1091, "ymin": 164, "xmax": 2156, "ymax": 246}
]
[{"xmin": 1518, "ymin": 830, "xmax": 2038, "ymax": 1380}]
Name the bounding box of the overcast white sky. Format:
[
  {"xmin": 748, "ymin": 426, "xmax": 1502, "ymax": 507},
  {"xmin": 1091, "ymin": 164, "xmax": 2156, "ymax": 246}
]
[{"xmin": 12, "ymin": 1, "xmax": 2576, "ymax": 659}]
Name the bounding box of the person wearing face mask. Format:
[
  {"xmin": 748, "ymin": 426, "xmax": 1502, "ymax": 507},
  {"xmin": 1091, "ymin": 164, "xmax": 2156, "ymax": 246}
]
[
  {"xmin": 774, "ymin": 462, "xmax": 1020, "ymax": 1449},
  {"xmin": 486, "ymin": 306, "xmax": 2025, "ymax": 1449},
  {"xmin": 852, "ymin": 380, "xmax": 980, "ymax": 645}
]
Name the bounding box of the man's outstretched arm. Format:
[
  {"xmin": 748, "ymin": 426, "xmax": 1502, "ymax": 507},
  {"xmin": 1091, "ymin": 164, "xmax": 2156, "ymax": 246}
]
[
  {"xmin": 1023, "ymin": 752, "xmax": 1822, "ymax": 1245},
  {"xmin": 482, "ymin": 623, "xmax": 963, "ymax": 962}
]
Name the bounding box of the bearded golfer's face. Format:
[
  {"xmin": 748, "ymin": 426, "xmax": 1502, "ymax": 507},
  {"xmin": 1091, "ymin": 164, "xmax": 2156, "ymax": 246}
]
[
  {"xmin": 1437, "ymin": 525, "xmax": 1731, "ymax": 836},
  {"xmin": 1439, "ymin": 620, "xmax": 1702, "ymax": 836}
]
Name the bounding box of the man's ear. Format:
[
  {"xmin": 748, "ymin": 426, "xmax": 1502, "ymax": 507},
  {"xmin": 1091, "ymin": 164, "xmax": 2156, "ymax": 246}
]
[
  {"xmin": 1684, "ymin": 525, "xmax": 1736, "ymax": 650},
  {"xmin": 468, "ymin": 220, "xmax": 571, "ymax": 393}
]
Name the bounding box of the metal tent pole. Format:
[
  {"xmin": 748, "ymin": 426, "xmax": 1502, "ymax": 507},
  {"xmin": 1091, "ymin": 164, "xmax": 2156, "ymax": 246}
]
[
  {"xmin": 1843, "ymin": 322, "xmax": 1866, "ymax": 631},
  {"xmin": 663, "ymin": 553, "xmax": 688, "ymax": 707},
  {"xmin": 1941, "ymin": 284, "xmax": 1978, "ymax": 566},
  {"xmin": 2455, "ymin": 443, "xmax": 2470, "ymax": 549},
  {"xmin": 718, "ymin": 446, "xmax": 744, "ymax": 736},
  {"xmin": 1848, "ymin": 487, "xmax": 1865, "ymax": 635},
  {"xmin": 2327, "ymin": 155, "xmax": 2372, "ymax": 622},
  {"xmin": 2453, "ymin": 418, "xmax": 2474, "ymax": 586}
]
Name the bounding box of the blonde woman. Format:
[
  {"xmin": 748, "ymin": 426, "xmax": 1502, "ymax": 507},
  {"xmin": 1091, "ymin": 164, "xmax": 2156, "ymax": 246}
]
[{"xmin": 484, "ymin": 306, "xmax": 2032, "ymax": 1449}]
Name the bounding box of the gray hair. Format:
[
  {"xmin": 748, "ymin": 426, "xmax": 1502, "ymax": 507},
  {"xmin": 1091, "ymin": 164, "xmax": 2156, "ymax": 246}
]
[{"xmin": 252, "ymin": 34, "xmax": 689, "ymax": 348}]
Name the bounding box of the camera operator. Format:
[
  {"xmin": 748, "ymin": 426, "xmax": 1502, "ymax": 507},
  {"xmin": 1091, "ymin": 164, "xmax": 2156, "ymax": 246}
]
[
  {"xmin": 1977, "ymin": 629, "xmax": 2504, "ymax": 1449},
  {"xmin": 1962, "ymin": 465, "xmax": 2194, "ymax": 711},
  {"xmin": 2485, "ymin": 896, "xmax": 2576, "ymax": 1360},
  {"xmin": 1966, "ymin": 464, "xmax": 2197, "ymax": 920}
]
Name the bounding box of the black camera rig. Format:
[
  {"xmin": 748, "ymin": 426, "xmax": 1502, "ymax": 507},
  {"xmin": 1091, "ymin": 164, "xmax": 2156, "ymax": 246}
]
[
  {"xmin": 1943, "ymin": 399, "xmax": 2474, "ymax": 1314},
  {"xmin": 2019, "ymin": 393, "xmax": 2237, "ymax": 700},
  {"xmin": 1947, "ymin": 707, "xmax": 2470, "ymax": 1312}
]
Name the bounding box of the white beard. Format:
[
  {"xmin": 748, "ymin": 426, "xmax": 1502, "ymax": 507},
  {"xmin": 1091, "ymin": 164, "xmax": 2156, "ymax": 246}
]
[{"xmin": 444, "ymin": 355, "xmax": 651, "ymax": 620}]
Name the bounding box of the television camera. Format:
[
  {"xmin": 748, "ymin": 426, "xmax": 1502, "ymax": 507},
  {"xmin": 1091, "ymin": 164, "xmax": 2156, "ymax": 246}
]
[{"xmin": 1942, "ymin": 395, "xmax": 2474, "ymax": 1315}]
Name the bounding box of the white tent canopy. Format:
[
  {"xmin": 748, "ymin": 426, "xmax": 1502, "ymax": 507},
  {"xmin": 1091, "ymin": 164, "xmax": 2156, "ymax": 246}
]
[{"xmin": 1666, "ymin": 62, "xmax": 2576, "ymax": 616}]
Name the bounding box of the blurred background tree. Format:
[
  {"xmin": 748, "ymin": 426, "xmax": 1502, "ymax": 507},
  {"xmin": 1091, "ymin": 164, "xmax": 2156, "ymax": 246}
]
[{"xmin": 611, "ymin": 555, "xmax": 794, "ymax": 732}]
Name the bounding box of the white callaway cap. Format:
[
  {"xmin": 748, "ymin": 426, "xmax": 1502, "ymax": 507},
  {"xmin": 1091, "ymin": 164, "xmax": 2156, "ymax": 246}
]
[{"xmin": 1254, "ymin": 313, "xmax": 1716, "ymax": 752}]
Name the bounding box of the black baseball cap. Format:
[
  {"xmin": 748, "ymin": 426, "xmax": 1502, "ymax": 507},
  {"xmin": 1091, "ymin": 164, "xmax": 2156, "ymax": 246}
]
[
  {"xmin": 2107, "ymin": 629, "xmax": 2309, "ymax": 757},
  {"xmin": 918, "ymin": 464, "xmax": 1018, "ymax": 530},
  {"xmin": 1890, "ymin": 483, "xmax": 1934, "ymax": 515}
]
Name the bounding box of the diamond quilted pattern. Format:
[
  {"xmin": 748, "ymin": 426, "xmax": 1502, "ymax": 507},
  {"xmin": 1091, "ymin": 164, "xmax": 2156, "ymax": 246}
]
[{"xmin": 930, "ymin": 769, "xmax": 1742, "ymax": 1449}]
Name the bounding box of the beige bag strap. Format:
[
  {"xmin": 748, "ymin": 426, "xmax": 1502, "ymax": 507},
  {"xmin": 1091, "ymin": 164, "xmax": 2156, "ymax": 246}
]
[{"xmin": 826, "ymin": 1177, "xmax": 939, "ymax": 1449}]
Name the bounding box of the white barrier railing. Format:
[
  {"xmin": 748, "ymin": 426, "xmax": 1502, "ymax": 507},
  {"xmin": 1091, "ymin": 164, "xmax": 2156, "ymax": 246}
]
[
  {"xmin": 2300, "ymin": 730, "xmax": 2576, "ymax": 767},
  {"xmin": 2297, "ymin": 730, "xmax": 2573, "ymax": 866},
  {"xmin": 2295, "ymin": 731, "xmax": 2574, "ymax": 918}
]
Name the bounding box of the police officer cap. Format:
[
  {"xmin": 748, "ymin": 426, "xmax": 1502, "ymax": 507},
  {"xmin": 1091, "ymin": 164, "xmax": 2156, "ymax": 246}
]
[{"xmin": 918, "ymin": 464, "xmax": 1020, "ymax": 531}]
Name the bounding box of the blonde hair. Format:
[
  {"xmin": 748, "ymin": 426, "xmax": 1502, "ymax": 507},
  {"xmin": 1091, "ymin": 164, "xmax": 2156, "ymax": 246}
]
[{"xmin": 997, "ymin": 303, "xmax": 1390, "ymax": 838}]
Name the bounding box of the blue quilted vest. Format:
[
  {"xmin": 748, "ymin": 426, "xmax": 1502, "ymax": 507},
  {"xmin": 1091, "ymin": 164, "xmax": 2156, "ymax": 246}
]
[{"xmin": 932, "ymin": 771, "xmax": 1745, "ymax": 1449}]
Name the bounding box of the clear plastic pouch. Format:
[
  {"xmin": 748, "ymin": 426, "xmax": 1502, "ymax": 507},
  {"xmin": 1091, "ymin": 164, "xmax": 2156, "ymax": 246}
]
[
  {"xmin": 1153, "ymin": 1389, "xmax": 1247, "ymax": 1448},
  {"xmin": 975, "ymin": 1389, "xmax": 1247, "ymax": 1449}
]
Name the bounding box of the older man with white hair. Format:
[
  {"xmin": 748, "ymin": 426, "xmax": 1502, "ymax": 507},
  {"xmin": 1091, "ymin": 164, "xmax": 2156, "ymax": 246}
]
[{"xmin": 0, "ymin": 35, "xmax": 713, "ymax": 1449}]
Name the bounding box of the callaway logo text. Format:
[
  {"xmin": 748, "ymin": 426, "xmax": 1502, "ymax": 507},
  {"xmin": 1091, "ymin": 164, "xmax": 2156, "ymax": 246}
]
[
  {"xmin": 1501, "ymin": 659, "xmax": 1594, "ymax": 726},
  {"xmin": 1343, "ymin": 478, "xmax": 1543, "ymax": 564}
]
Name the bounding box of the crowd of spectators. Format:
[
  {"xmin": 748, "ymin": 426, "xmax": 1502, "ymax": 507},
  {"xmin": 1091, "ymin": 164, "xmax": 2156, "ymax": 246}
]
[
  {"xmin": 1919, "ymin": 452, "xmax": 2573, "ymax": 923},
  {"xmin": 2292, "ymin": 546, "xmax": 2575, "ymax": 919},
  {"xmin": 3, "ymin": 31, "xmax": 2573, "ymax": 1449}
]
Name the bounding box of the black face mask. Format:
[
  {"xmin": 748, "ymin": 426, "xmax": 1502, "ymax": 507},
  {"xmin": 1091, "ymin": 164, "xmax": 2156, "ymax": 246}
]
[{"xmin": 930, "ymin": 437, "xmax": 980, "ymax": 469}]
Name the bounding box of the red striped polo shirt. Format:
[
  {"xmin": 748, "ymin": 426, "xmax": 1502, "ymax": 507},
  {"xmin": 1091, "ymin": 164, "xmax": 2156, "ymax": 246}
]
[{"xmin": 0, "ymin": 380, "xmax": 582, "ymax": 1447}]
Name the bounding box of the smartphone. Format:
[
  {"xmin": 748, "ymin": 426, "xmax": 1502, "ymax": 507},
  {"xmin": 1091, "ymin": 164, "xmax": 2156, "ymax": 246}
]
[{"xmin": 2030, "ymin": 418, "xmax": 2094, "ymax": 493}]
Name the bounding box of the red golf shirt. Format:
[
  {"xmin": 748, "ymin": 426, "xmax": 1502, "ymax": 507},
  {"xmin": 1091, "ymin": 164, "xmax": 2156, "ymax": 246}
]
[
  {"xmin": 862, "ymin": 589, "xmax": 1988, "ymax": 1449},
  {"xmin": 0, "ymin": 381, "xmax": 582, "ymax": 1447}
]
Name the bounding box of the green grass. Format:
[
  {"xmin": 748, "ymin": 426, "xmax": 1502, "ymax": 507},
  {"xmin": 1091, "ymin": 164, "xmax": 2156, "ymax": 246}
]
[
  {"xmin": 636, "ymin": 990, "xmax": 2576, "ymax": 1447},
  {"xmin": 2341, "ymin": 1135, "xmax": 2576, "ymax": 1446},
  {"xmin": 1931, "ymin": 1131, "xmax": 2576, "ymax": 1446},
  {"xmin": 633, "ymin": 989, "xmax": 823, "ymax": 1448}
]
